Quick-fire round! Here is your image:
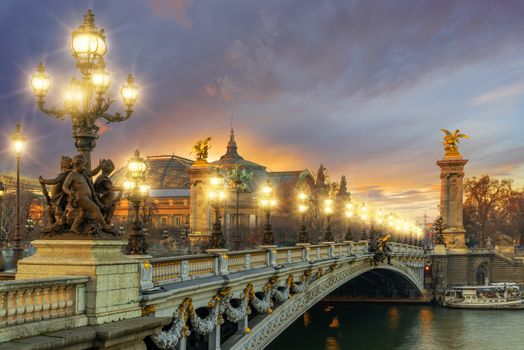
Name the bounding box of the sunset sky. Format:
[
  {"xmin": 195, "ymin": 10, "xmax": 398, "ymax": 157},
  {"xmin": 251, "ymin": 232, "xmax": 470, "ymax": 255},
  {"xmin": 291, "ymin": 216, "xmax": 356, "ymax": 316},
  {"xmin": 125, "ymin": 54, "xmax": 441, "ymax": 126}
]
[{"xmin": 1, "ymin": 0, "xmax": 524, "ymax": 221}]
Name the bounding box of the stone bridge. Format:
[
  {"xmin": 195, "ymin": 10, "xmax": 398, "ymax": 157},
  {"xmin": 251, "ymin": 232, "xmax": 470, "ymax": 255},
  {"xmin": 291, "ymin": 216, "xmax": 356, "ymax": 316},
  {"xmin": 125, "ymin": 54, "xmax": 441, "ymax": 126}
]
[
  {"xmin": 0, "ymin": 241, "xmax": 426, "ymax": 350},
  {"xmin": 142, "ymin": 241, "xmax": 427, "ymax": 350}
]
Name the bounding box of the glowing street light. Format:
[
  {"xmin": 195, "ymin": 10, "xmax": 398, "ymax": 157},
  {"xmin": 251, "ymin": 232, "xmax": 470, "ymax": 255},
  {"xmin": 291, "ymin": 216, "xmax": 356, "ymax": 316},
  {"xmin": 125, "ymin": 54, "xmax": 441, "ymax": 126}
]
[
  {"xmin": 123, "ymin": 149, "xmax": 150, "ymax": 255},
  {"xmin": 344, "ymin": 202, "xmax": 355, "ymax": 241},
  {"xmin": 10, "ymin": 124, "xmax": 26, "ymax": 266},
  {"xmin": 30, "ymin": 9, "xmax": 139, "ymax": 170},
  {"xmin": 297, "ymin": 192, "xmax": 309, "ymax": 244},
  {"xmin": 208, "ymin": 173, "xmax": 227, "ymax": 249},
  {"xmin": 259, "ymin": 180, "xmax": 276, "ymax": 246},
  {"xmin": 323, "ymin": 198, "xmax": 334, "ymax": 242}
]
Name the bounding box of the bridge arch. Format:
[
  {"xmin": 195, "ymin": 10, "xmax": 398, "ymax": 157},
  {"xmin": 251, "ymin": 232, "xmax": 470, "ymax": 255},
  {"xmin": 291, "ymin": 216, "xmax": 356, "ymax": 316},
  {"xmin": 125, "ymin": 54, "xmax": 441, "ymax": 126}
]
[{"xmin": 228, "ymin": 259, "xmax": 426, "ymax": 349}]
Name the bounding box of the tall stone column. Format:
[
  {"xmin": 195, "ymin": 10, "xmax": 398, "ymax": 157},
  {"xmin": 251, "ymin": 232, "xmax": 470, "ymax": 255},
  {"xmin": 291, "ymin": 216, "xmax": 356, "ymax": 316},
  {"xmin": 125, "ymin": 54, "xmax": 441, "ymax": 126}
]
[
  {"xmin": 188, "ymin": 159, "xmax": 214, "ymax": 251},
  {"xmin": 436, "ymin": 155, "xmax": 468, "ymax": 249}
]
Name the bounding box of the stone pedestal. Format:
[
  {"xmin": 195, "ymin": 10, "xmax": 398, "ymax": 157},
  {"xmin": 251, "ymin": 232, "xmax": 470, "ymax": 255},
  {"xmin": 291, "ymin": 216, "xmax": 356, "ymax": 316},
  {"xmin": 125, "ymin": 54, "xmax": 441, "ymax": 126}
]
[
  {"xmin": 437, "ymin": 155, "xmax": 468, "ymax": 249},
  {"xmin": 188, "ymin": 160, "xmax": 214, "ymax": 250},
  {"xmin": 16, "ymin": 239, "xmax": 141, "ymax": 325}
]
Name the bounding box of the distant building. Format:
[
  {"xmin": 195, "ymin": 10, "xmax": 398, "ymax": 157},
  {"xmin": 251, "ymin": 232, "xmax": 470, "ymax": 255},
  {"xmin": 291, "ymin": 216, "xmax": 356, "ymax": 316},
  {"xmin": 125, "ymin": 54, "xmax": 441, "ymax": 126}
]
[{"xmin": 111, "ymin": 129, "xmax": 315, "ymax": 242}]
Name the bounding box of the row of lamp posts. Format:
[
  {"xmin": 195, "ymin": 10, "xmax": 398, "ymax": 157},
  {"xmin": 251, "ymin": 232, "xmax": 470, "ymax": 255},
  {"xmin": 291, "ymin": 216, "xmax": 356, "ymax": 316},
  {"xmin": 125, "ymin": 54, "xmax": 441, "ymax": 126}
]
[{"xmin": 1, "ymin": 10, "xmax": 423, "ymax": 264}]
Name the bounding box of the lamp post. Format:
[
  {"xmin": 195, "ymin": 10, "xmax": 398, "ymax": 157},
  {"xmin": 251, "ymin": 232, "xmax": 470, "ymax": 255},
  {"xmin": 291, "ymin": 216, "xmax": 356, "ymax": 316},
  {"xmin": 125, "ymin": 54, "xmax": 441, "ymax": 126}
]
[
  {"xmin": 297, "ymin": 192, "xmax": 309, "ymax": 244},
  {"xmin": 11, "ymin": 124, "xmax": 26, "ymax": 266},
  {"xmin": 208, "ymin": 174, "xmax": 227, "ymax": 249},
  {"xmin": 0, "ymin": 181, "xmax": 5, "ymax": 249},
  {"xmin": 344, "ymin": 202, "xmax": 354, "ymax": 241},
  {"xmin": 30, "ymin": 10, "xmax": 139, "ymax": 171},
  {"xmin": 259, "ymin": 180, "xmax": 276, "ymax": 246},
  {"xmin": 123, "ymin": 150, "xmax": 149, "ymax": 255},
  {"xmin": 323, "ymin": 199, "xmax": 334, "ymax": 242},
  {"xmin": 359, "ymin": 203, "xmax": 368, "ymax": 240}
]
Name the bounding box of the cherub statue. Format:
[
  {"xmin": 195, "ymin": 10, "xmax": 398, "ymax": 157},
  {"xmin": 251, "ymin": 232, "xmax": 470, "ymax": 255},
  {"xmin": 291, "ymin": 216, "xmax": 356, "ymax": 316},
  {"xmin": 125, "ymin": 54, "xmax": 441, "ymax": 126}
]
[
  {"xmin": 191, "ymin": 137, "xmax": 212, "ymax": 161},
  {"xmin": 39, "ymin": 156, "xmax": 73, "ymax": 234},
  {"xmin": 62, "ymin": 154, "xmax": 118, "ymax": 236},
  {"xmin": 441, "ymin": 129, "xmax": 469, "ymax": 156},
  {"xmin": 94, "ymin": 159, "xmax": 122, "ymax": 225}
]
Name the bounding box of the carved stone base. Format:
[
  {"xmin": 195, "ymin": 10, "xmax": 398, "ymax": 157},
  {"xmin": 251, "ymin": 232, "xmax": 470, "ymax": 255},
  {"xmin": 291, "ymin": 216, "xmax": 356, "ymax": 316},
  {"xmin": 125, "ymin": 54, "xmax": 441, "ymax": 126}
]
[
  {"xmin": 443, "ymin": 229, "xmax": 466, "ymax": 249},
  {"xmin": 16, "ymin": 239, "xmax": 141, "ymax": 325}
]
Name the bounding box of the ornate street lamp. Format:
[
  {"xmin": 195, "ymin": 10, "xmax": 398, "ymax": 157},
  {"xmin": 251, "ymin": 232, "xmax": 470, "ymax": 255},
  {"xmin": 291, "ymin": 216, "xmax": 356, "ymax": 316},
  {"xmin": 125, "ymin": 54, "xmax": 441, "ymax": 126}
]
[
  {"xmin": 323, "ymin": 199, "xmax": 334, "ymax": 242},
  {"xmin": 123, "ymin": 150, "xmax": 149, "ymax": 255},
  {"xmin": 297, "ymin": 192, "xmax": 309, "ymax": 244},
  {"xmin": 30, "ymin": 10, "xmax": 139, "ymax": 170},
  {"xmin": 10, "ymin": 124, "xmax": 26, "ymax": 266},
  {"xmin": 359, "ymin": 203, "xmax": 368, "ymax": 240},
  {"xmin": 259, "ymin": 180, "xmax": 276, "ymax": 246},
  {"xmin": 344, "ymin": 202, "xmax": 354, "ymax": 241},
  {"xmin": 208, "ymin": 174, "xmax": 227, "ymax": 249},
  {"xmin": 0, "ymin": 181, "xmax": 5, "ymax": 249}
]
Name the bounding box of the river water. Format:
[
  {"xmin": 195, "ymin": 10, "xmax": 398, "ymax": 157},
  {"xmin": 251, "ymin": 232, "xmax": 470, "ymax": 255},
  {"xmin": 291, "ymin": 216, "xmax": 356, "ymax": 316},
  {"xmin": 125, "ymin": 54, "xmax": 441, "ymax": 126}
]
[{"xmin": 266, "ymin": 302, "xmax": 524, "ymax": 350}]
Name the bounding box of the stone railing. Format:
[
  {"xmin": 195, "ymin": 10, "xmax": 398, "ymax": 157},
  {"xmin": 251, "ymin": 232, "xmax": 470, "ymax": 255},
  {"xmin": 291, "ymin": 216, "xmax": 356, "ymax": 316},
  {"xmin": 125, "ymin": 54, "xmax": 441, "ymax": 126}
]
[
  {"xmin": 0, "ymin": 276, "xmax": 89, "ymax": 342},
  {"xmin": 146, "ymin": 241, "xmax": 384, "ymax": 288}
]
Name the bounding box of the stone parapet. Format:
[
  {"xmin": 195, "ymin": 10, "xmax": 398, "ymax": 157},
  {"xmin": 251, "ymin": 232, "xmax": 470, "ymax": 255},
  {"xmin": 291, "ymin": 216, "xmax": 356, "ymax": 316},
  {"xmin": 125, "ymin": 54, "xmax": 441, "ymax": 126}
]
[
  {"xmin": 0, "ymin": 276, "xmax": 89, "ymax": 342},
  {"xmin": 16, "ymin": 239, "xmax": 141, "ymax": 326}
]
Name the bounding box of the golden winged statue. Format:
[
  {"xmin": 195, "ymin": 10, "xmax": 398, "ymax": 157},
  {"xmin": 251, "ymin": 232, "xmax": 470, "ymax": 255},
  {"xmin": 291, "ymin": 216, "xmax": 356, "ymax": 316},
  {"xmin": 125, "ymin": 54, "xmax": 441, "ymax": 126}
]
[
  {"xmin": 191, "ymin": 137, "xmax": 212, "ymax": 161},
  {"xmin": 441, "ymin": 129, "xmax": 469, "ymax": 156}
]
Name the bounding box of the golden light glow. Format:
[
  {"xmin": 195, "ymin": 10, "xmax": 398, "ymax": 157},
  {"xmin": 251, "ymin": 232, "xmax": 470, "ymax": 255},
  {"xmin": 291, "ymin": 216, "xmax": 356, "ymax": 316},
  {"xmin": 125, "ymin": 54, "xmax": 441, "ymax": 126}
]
[
  {"xmin": 139, "ymin": 184, "xmax": 150, "ymax": 195},
  {"xmin": 69, "ymin": 10, "xmax": 107, "ymax": 70},
  {"xmin": 123, "ymin": 180, "xmax": 135, "ymax": 191},
  {"xmin": 324, "ymin": 199, "xmax": 334, "ymax": 215},
  {"xmin": 10, "ymin": 124, "xmax": 26, "ymax": 156},
  {"xmin": 298, "ymin": 192, "xmax": 308, "ymax": 201},
  {"xmin": 262, "ymin": 185, "xmax": 273, "ymax": 194},
  {"xmin": 31, "ymin": 63, "xmax": 50, "ymax": 97},
  {"xmin": 92, "ymin": 67, "xmax": 111, "ymax": 93},
  {"xmin": 298, "ymin": 204, "xmax": 308, "ymax": 213},
  {"xmin": 121, "ymin": 74, "xmax": 139, "ymax": 107}
]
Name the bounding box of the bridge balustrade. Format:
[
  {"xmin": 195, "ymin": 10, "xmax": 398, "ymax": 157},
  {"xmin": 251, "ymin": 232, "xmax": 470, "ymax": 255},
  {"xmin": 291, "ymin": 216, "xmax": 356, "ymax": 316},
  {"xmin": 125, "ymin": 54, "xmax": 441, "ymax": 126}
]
[
  {"xmin": 0, "ymin": 276, "xmax": 88, "ymax": 342},
  {"xmin": 146, "ymin": 241, "xmax": 375, "ymax": 288}
]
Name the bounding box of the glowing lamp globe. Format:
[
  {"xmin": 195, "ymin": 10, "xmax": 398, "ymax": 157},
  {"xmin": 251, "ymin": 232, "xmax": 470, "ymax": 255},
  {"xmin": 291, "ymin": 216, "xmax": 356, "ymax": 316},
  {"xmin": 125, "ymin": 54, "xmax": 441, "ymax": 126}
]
[
  {"xmin": 10, "ymin": 124, "xmax": 26, "ymax": 156},
  {"xmin": 121, "ymin": 74, "xmax": 139, "ymax": 108},
  {"xmin": 31, "ymin": 63, "xmax": 50, "ymax": 98},
  {"xmin": 92, "ymin": 66, "xmax": 111, "ymax": 94},
  {"xmin": 70, "ymin": 10, "xmax": 107, "ymax": 73},
  {"xmin": 127, "ymin": 149, "xmax": 147, "ymax": 179}
]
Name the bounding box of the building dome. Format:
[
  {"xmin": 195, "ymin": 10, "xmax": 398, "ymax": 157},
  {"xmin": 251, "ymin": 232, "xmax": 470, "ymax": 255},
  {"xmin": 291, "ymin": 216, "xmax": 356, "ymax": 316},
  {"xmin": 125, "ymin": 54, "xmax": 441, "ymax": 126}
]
[{"xmin": 112, "ymin": 154, "xmax": 193, "ymax": 189}]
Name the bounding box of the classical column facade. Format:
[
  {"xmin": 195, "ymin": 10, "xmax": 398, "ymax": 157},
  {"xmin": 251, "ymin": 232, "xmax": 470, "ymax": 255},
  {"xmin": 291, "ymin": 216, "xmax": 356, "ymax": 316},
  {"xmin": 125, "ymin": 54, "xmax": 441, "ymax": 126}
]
[
  {"xmin": 436, "ymin": 156, "xmax": 468, "ymax": 249},
  {"xmin": 188, "ymin": 159, "xmax": 213, "ymax": 249}
]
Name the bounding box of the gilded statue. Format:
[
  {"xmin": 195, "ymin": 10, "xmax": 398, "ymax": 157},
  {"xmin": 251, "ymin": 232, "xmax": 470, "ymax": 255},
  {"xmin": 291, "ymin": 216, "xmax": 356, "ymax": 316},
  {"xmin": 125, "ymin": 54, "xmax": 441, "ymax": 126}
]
[
  {"xmin": 191, "ymin": 137, "xmax": 212, "ymax": 161},
  {"xmin": 441, "ymin": 129, "xmax": 469, "ymax": 156}
]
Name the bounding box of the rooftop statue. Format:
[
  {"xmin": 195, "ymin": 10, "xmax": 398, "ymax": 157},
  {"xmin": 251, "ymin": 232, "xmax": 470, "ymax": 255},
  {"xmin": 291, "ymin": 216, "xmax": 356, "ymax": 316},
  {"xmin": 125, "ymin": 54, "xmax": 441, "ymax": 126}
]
[
  {"xmin": 192, "ymin": 137, "xmax": 212, "ymax": 162},
  {"xmin": 441, "ymin": 129, "xmax": 469, "ymax": 157}
]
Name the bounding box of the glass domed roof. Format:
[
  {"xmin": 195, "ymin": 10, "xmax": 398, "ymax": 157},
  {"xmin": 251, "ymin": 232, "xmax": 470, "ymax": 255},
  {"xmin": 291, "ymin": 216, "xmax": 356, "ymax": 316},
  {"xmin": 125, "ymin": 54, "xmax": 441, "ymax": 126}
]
[{"xmin": 112, "ymin": 155, "xmax": 193, "ymax": 189}]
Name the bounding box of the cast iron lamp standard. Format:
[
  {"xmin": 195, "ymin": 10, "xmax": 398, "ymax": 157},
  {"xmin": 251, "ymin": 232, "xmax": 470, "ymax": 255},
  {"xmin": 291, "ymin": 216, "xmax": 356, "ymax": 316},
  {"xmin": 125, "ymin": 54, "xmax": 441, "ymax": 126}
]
[
  {"xmin": 208, "ymin": 174, "xmax": 227, "ymax": 249},
  {"xmin": 123, "ymin": 150, "xmax": 150, "ymax": 255},
  {"xmin": 359, "ymin": 203, "xmax": 368, "ymax": 241},
  {"xmin": 10, "ymin": 124, "xmax": 26, "ymax": 267},
  {"xmin": 344, "ymin": 202, "xmax": 355, "ymax": 242},
  {"xmin": 323, "ymin": 199, "xmax": 334, "ymax": 243},
  {"xmin": 0, "ymin": 181, "xmax": 5, "ymax": 248},
  {"xmin": 30, "ymin": 10, "xmax": 139, "ymax": 170},
  {"xmin": 297, "ymin": 192, "xmax": 309, "ymax": 244},
  {"xmin": 259, "ymin": 180, "xmax": 276, "ymax": 246}
]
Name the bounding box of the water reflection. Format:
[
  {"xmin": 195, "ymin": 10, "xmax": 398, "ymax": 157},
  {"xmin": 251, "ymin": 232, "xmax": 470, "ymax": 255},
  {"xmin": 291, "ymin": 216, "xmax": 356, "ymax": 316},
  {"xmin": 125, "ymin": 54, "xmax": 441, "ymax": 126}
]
[
  {"xmin": 303, "ymin": 311, "xmax": 311, "ymax": 328},
  {"xmin": 268, "ymin": 303, "xmax": 524, "ymax": 350},
  {"xmin": 387, "ymin": 306, "xmax": 399, "ymax": 330},
  {"xmin": 325, "ymin": 336, "xmax": 340, "ymax": 350}
]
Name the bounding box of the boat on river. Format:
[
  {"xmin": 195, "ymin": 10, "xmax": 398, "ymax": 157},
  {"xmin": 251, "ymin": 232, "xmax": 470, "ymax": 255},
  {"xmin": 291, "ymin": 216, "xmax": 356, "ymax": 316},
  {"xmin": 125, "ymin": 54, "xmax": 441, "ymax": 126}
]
[{"xmin": 443, "ymin": 283, "xmax": 524, "ymax": 309}]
